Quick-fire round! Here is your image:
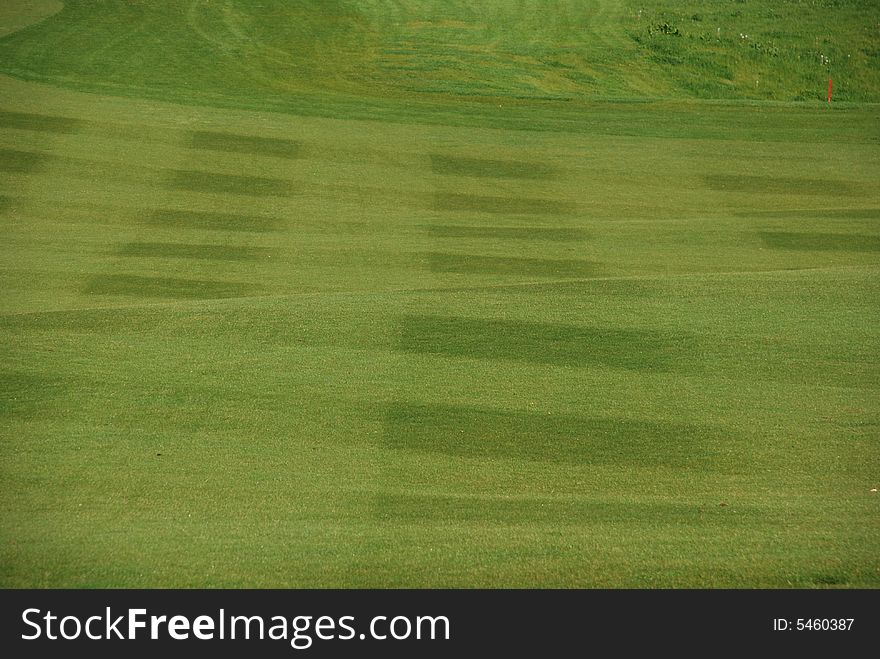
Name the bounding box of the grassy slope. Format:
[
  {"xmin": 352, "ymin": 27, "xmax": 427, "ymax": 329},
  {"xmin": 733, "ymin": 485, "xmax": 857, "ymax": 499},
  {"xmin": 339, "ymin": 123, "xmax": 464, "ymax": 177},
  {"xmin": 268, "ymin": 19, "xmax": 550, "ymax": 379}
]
[
  {"xmin": 0, "ymin": 0, "xmax": 878, "ymax": 115},
  {"xmin": 0, "ymin": 1, "xmax": 878, "ymax": 587}
]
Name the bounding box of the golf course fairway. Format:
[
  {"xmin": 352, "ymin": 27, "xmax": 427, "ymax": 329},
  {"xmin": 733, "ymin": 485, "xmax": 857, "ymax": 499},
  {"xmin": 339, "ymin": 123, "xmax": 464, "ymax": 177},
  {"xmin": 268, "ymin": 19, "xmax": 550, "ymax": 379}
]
[{"xmin": 1, "ymin": 0, "xmax": 878, "ymax": 587}]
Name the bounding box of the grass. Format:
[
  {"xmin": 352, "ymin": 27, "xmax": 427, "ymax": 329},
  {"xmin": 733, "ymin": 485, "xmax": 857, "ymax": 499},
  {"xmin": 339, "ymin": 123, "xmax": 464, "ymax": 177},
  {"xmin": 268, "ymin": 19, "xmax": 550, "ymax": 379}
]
[
  {"xmin": 1, "ymin": 0, "xmax": 879, "ymax": 118},
  {"xmin": 0, "ymin": 0, "xmax": 878, "ymax": 588},
  {"xmin": 629, "ymin": 0, "xmax": 880, "ymax": 102}
]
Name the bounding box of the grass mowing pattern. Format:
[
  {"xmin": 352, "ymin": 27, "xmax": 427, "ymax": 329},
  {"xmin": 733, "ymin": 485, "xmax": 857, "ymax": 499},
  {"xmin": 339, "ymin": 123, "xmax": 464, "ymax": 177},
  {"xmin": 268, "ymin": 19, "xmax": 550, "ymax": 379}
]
[{"xmin": 0, "ymin": 1, "xmax": 878, "ymax": 587}]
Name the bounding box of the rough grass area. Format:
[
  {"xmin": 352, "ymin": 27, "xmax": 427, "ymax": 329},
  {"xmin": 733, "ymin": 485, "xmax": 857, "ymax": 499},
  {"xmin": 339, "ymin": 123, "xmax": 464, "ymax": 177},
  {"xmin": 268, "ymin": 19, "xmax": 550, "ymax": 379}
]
[{"xmin": 628, "ymin": 0, "xmax": 880, "ymax": 102}]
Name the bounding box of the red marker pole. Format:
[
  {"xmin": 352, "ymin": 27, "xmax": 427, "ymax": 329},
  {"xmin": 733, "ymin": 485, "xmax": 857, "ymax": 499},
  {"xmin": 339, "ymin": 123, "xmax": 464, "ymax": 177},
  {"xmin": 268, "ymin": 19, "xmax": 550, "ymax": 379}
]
[{"xmin": 827, "ymin": 78, "xmax": 833, "ymax": 103}]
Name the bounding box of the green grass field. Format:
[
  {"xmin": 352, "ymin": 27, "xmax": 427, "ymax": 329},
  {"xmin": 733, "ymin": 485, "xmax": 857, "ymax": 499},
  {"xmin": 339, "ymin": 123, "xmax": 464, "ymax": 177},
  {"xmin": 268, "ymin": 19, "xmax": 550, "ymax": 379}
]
[{"xmin": 1, "ymin": 0, "xmax": 878, "ymax": 588}]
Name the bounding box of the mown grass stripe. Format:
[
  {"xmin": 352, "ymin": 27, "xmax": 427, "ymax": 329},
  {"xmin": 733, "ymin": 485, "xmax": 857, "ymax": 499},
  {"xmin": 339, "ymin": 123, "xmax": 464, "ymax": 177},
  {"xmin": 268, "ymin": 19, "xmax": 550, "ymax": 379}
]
[
  {"xmin": 430, "ymin": 154, "xmax": 558, "ymax": 180},
  {"xmin": 384, "ymin": 402, "xmax": 710, "ymax": 466},
  {"xmin": 398, "ymin": 315, "xmax": 692, "ymax": 370},
  {"xmin": 0, "ymin": 109, "xmax": 81, "ymax": 134},
  {"xmin": 164, "ymin": 169, "xmax": 297, "ymax": 197},
  {"xmin": 0, "ymin": 148, "xmax": 50, "ymax": 173},
  {"xmin": 189, "ymin": 130, "xmax": 303, "ymax": 159},
  {"xmin": 435, "ymin": 192, "xmax": 576, "ymax": 216}
]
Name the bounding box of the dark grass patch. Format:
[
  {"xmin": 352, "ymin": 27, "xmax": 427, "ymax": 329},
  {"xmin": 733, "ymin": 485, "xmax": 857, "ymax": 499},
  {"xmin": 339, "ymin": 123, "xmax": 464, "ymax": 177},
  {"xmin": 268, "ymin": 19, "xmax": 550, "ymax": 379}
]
[
  {"xmin": 0, "ymin": 194, "xmax": 11, "ymax": 212},
  {"xmin": 800, "ymin": 572, "xmax": 851, "ymax": 587},
  {"xmin": 373, "ymin": 493, "xmax": 753, "ymax": 525},
  {"xmin": 85, "ymin": 274, "xmax": 256, "ymax": 299},
  {"xmin": 0, "ymin": 305, "xmax": 190, "ymax": 334},
  {"xmin": 435, "ymin": 192, "xmax": 576, "ymax": 216},
  {"xmin": 116, "ymin": 242, "xmax": 268, "ymax": 261},
  {"xmin": 164, "ymin": 169, "xmax": 296, "ymax": 197},
  {"xmin": 734, "ymin": 207, "xmax": 880, "ymax": 220},
  {"xmin": 398, "ymin": 315, "xmax": 691, "ymax": 370},
  {"xmin": 425, "ymin": 252, "xmax": 602, "ymax": 278},
  {"xmin": 0, "ymin": 371, "xmax": 63, "ymax": 419},
  {"xmin": 426, "ymin": 225, "xmax": 587, "ymax": 242},
  {"xmin": 430, "ymin": 154, "xmax": 558, "ymax": 180},
  {"xmin": 383, "ymin": 402, "xmax": 710, "ymax": 466},
  {"xmin": 759, "ymin": 231, "xmax": 880, "ymax": 252},
  {"xmin": 189, "ymin": 130, "xmax": 303, "ymax": 159},
  {"xmin": 145, "ymin": 209, "xmax": 283, "ymax": 233},
  {"xmin": 0, "ymin": 109, "xmax": 81, "ymax": 134},
  {"xmin": 706, "ymin": 174, "xmax": 856, "ymax": 196},
  {"xmin": 0, "ymin": 148, "xmax": 50, "ymax": 173}
]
